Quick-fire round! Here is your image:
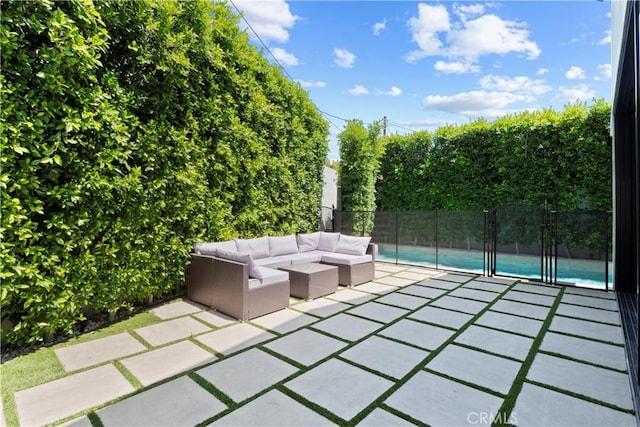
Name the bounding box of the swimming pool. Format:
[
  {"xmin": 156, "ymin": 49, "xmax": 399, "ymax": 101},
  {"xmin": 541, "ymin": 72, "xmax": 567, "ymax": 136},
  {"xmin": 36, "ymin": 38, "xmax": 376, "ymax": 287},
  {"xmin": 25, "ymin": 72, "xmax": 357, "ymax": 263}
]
[{"xmin": 377, "ymin": 243, "xmax": 613, "ymax": 289}]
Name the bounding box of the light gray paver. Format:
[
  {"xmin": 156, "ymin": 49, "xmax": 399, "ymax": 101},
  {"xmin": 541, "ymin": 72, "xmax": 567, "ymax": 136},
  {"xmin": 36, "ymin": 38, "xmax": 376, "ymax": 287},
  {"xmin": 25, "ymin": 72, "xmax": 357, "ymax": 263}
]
[
  {"xmin": 375, "ymin": 292, "xmax": 428, "ymax": 310},
  {"xmin": 454, "ymin": 325, "xmax": 534, "ymax": 360},
  {"xmin": 513, "ymin": 283, "xmax": 560, "ymax": 296},
  {"xmin": 436, "ymin": 272, "xmax": 475, "ymax": 283},
  {"xmin": 562, "ymin": 293, "xmax": 619, "ymax": 310},
  {"xmin": 290, "ymin": 298, "xmax": 350, "ymax": 318},
  {"xmin": 473, "ymin": 276, "xmax": 517, "ymax": 285},
  {"xmin": 398, "ymin": 284, "xmax": 446, "ymax": 299},
  {"xmin": 503, "ymin": 290, "xmax": 557, "ymax": 306},
  {"xmin": 327, "ymin": 288, "xmax": 376, "ymax": 305},
  {"xmin": 151, "ymin": 299, "xmax": 204, "ymax": 319},
  {"xmin": 312, "ymin": 313, "xmax": 382, "ymax": 341},
  {"xmin": 15, "ymin": 364, "xmax": 134, "ymax": 427},
  {"xmin": 340, "ymin": 335, "xmax": 429, "ymax": 379},
  {"xmin": 549, "ymin": 316, "xmax": 625, "ymax": 344},
  {"xmin": 285, "ymin": 359, "xmax": 393, "ymax": 421},
  {"xmin": 373, "ymin": 276, "xmax": 416, "ymax": 287},
  {"xmin": 555, "ymin": 303, "xmax": 620, "ymax": 325},
  {"xmin": 121, "ymin": 340, "xmax": 216, "ymax": 386},
  {"xmin": 55, "ymin": 332, "xmax": 146, "ymax": 372},
  {"xmin": 357, "ymin": 408, "xmax": 415, "ymax": 426},
  {"xmin": 409, "ymin": 306, "xmax": 473, "ymax": 329},
  {"xmin": 463, "ymin": 280, "xmax": 510, "ymax": 293},
  {"xmin": 431, "ymin": 295, "xmax": 488, "ymax": 314},
  {"xmin": 263, "ymin": 328, "xmax": 348, "ymax": 366},
  {"xmin": 374, "ymin": 264, "xmax": 407, "ymax": 273},
  {"xmin": 134, "ymin": 316, "xmax": 211, "ymax": 346},
  {"xmin": 407, "ymin": 267, "xmax": 437, "ymax": 275},
  {"xmin": 540, "ymin": 332, "xmax": 628, "ymax": 371},
  {"xmin": 211, "ymin": 390, "xmax": 334, "ymax": 426},
  {"xmin": 250, "ymin": 308, "xmax": 317, "ymax": 334},
  {"xmin": 62, "ymin": 416, "xmax": 92, "ymax": 427},
  {"xmin": 197, "ymin": 348, "xmax": 298, "ymax": 402},
  {"xmin": 426, "ymin": 344, "xmax": 522, "ymax": 395},
  {"xmin": 513, "ymin": 383, "xmax": 636, "ymax": 427},
  {"xmin": 475, "ymin": 311, "xmax": 543, "ymax": 337},
  {"xmin": 97, "ymin": 376, "xmax": 226, "ymax": 426},
  {"xmin": 491, "ymin": 299, "xmax": 550, "ymax": 320},
  {"xmin": 196, "ymin": 323, "xmax": 276, "ymax": 355},
  {"xmin": 379, "ymin": 319, "xmax": 455, "ymax": 351},
  {"xmin": 346, "ymin": 302, "xmax": 409, "ymax": 323},
  {"xmin": 355, "ymin": 282, "xmax": 397, "ymax": 294},
  {"xmin": 417, "ymin": 278, "xmax": 460, "ymax": 290},
  {"xmin": 527, "ymin": 353, "xmax": 634, "ymax": 411},
  {"xmin": 449, "ymin": 287, "xmax": 499, "ymax": 302},
  {"xmin": 194, "ymin": 310, "xmax": 237, "ymax": 328},
  {"xmin": 385, "ymin": 371, "xmax": 504, "ymax": 426},
  {"xmin": 394, "ymin": 271, "xmax": 430, "ymax": 281},
  {"xmin": 564, "ymin": 286, "xmax": 616, "ymax": 299}
]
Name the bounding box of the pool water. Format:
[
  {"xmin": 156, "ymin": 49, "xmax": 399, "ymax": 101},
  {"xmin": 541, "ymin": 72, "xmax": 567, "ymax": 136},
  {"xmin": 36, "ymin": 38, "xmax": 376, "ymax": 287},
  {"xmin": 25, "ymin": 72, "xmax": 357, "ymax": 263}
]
[{"xmin": 377, "ymin": 244, "xmax": 613, "ymax": 289}]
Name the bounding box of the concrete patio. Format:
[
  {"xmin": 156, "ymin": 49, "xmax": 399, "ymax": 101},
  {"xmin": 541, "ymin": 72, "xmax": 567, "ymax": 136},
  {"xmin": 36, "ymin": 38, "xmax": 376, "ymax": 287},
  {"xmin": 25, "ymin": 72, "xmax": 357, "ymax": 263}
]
[{"xmin": 8, "ymin": 263, "xmax": 637, "ymax": 426}]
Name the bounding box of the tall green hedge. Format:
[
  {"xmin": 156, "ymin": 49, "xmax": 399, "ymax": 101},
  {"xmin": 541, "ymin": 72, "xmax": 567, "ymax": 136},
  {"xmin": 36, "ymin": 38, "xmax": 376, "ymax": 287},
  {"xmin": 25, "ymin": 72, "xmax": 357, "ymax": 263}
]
[
  {"xmin": 1, "ymin": 0, "xmax": 328, "ymax": 346},
  {"xmin": 376, "ymin": 101, "xmax": 611, "ymax": 212}
]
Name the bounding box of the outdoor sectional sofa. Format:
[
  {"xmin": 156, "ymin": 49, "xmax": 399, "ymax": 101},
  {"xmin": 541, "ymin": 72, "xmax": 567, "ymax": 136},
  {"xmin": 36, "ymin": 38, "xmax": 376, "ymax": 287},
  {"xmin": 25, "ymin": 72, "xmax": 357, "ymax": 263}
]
[{"xmin": 187, "ymin": 232, "xmax": 376, "ymax": 320}]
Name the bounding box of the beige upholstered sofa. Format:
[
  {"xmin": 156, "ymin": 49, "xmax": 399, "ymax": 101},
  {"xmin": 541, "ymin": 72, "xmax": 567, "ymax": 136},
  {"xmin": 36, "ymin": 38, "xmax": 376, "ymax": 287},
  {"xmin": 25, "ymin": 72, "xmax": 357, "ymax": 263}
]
[{"xmin": 187, "ymin": 232, "xmax": 376, "ymax": 320}]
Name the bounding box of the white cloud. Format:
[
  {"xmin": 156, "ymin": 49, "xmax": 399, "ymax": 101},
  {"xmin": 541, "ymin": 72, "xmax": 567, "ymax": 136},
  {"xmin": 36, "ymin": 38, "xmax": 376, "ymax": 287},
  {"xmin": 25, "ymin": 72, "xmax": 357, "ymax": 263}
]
[
  {"xmin": 434, "ymin": 60, "xmax": 480, "ymax": 74},
  {"xmin": 379, "ymin": 86, "xmax": 402, "ymax": 96},
  {"xmin": 598, "ymin": 63, "xmax": 612, "ymax": 79},
  {"xmin": 565, "ymin": 66, "xmax": 586, "ymax": 80},
  {"xmin": 597, "ymin": 30, "xmax": 611, "ymax": 45},
  {"xmin": 406, "ymin": 4, "xmax": 450, "ymax": 62},
  {"xmin": 234, "ymin": 0, "xmax": 298, "ymax": 43},
  {"xmin": 297, "ymin": 80, "xmax": 326, "ymax": 88},
  {"xmin": 334, "ymin": 48, "xmax": 356, "ymax": 68},
  {"xmin": 423, "ymin": 90, "xmax": 528, "ymax": 118},
  {"xmin": 479, "ymin": 75, "xmax": 551, "ymax": 96},
  {"xmin": 453, "ymin": 3, "xmax": 485, "ymax": 21},
  {"xmin": 348, "ymin": 85, "xmax": 368, "ymax": 95},
  {"xmin": 373, "ymin": 19, "xmax": 387, "ymax": 36},
  {"xmin": 536, "ymin": 67, "xmax": 549, "ymax": 76},
  {"xmin": 271, "ymin": 48, "xmax": 299, "ymax": 66},
  {"xmin": 552, "ymin": 84, "xmax": 596, "ymax": 104}
]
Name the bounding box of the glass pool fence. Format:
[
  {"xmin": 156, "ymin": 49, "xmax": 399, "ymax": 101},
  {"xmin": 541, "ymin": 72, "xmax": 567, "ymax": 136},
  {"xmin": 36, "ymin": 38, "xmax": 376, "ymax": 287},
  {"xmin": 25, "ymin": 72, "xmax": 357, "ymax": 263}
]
[{"xmin": 332, "ymin": 205, "xmax": 612, "ymax": 290}]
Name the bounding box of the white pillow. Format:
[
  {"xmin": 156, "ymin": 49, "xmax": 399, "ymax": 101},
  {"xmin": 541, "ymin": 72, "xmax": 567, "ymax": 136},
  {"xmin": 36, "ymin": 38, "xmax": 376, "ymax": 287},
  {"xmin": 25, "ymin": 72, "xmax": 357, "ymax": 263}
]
[
  {"xmin": 215, "ymin": 249, "xmax": 260, "ymax": 278},
  {"xmin": 335, "ymin": 234, "xmax": 371, "ymax": 256},
  {"xmin": 317, "ymin": 232, "xmax": 340, "ymax": 252},
  {"xmin": 235, "ymin": 236, "xmax": 270, "ymax": 259},
  {"xmin": 216, "ymin": 240, "xmax": 238, "ymax": 252},
  {"xmin": 269, "ymin": 235, "xmax": 299, "ymax": 256},
  {"xmin": 193, "ymin": 242, "xmax": 218, "ymax": 256},
  {"xmin": 297, "ymin": 232, "xmax": 320, "ymax": 252}
]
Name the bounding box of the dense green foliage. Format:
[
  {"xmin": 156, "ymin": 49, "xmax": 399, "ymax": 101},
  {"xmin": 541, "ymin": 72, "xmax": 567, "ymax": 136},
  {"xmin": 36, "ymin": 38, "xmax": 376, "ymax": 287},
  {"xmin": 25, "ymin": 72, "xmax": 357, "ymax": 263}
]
[
  {"xmin": 1, "ymin": 0, "xmax": 328, "ymax": 346},
  {"xmin": 376, "ymin": 101, "xmax": 612, "ymax": 212}
]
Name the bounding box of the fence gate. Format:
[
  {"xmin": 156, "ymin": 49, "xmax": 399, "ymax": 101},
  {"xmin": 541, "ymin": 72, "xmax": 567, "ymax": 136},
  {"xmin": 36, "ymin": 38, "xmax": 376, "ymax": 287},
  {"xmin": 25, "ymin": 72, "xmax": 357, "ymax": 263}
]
[{"xmin": 490, "ymin": 203, "xmax": 556, "ymax": 283}]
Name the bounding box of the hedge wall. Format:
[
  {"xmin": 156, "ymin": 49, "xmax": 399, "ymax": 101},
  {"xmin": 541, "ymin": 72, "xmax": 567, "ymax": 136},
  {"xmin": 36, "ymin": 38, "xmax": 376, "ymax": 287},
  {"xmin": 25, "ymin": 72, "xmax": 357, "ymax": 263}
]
[
  {"xmin": 376, "ymin": 101, "xmax": 612, "ymax": 212},
  {"xmin": 1, "ymin": 0, "xmax": 328, "ymax": 346}
]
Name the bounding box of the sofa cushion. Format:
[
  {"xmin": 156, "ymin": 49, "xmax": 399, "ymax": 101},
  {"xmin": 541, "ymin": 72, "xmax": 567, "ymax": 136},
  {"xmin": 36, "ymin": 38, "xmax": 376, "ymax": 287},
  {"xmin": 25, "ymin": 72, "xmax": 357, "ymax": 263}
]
[
  {"xmin": 250, "ymin": 267, "xmax": 289, "ymax": 286},
  {"xmin": 235, "ymin": 237, "xmax": 270, "ymax": 259},
  {"xmin": 287, "ymin": 251, "xmax": 324, "ymax": 265},
  {"xmin": 269, "ymin": 235, "xmax": 299, "ymax": 256},
  {"xmin": 216, "ymin": 249, "xmax": 261, "ymax": 278},
  {"xmin": 193, "ymin": 240, "xmax": 237, "ymax": 256},
  {"xmin": 317, "ymin": 232, "xmax": 340, "ymax": 252},
  {"xmin": 254, "ymin": 255, "xmax": 293, "ymax": 269},
  {"xmin": 321, "ymin": 253, "xmax": 373, "ymax": 266},
  {"xmin": 297, "ymin": 232, "xmax": 320, "ymax": 252},
  {"xmin": 335, "ymin": 234, "xmax": 371, "ymax": 256}
]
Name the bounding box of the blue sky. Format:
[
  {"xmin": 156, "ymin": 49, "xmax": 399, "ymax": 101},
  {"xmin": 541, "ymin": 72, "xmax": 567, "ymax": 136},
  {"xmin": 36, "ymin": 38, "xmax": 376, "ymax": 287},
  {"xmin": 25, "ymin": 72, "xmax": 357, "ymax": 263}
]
[{"xmin": 232, "ymin": 1, "xmax": 612, "ymax": 159}]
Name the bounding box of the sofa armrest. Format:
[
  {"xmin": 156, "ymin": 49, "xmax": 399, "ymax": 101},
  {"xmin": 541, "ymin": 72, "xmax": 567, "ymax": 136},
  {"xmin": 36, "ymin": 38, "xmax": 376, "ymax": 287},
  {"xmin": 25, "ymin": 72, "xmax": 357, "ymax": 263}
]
[{"xmin": 366, "ymin": 243, "xmax": 377, "ymax": 262}]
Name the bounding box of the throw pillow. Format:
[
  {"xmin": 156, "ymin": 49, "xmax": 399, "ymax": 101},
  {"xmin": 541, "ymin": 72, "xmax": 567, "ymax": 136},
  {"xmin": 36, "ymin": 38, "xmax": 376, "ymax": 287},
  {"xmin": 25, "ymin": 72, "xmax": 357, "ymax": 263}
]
[
  {"xmin": 317, "ymin": 232, "xmax": 340, "ymax": 252},
  {"xmin": 335, "ymin": 234, "xmax": 371, "ymax": 256},
  {"xmin": 297, "ymin": 232, "xmax": 321, "ymax": 252}
]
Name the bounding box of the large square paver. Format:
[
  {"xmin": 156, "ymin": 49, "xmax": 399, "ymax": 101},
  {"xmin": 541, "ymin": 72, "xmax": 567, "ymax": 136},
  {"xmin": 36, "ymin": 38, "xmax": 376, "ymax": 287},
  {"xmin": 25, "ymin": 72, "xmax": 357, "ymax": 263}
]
[
  {"xmin": 375, "ymin": 293, "xmax": 428, "ymax": 310},
  {"xmin": 503, "ymin": 290, "xmax": 556, "ymax": 306},
  {"xmin": 355, "ymin": 282, "xmax": 397, "ymax": 295},
  {"xmin": 211, "ymin": 390, "xmax": 333, "ymax": 426},
  {"xmin": 409, "ymin": 306, "xmax": 472, "ymax": 329},
  {"xmin": 250, "ymin": 309, "xmax": 317, "ymax": 334},
  {"xmin": 540, "ymin": 332, "xmax": 628, "ymax": 371},
  {"xmin": 513, "ymin": 283, "xmax": 560, "ymax": 296},
  {"xmin": 449, "ymin": 287, "xmax": 499, "ymax": 302},
  {"xmin": 562, "ymin": 293, "xmax": 619, "ymax": 310},
  {"xmin": 555, "ymin": 303, "xmax": 620, "ymax": 325},
  {"xmin": 513, "ymin": 383, "xmax": 637, "ymax": 426},
  {"xmin": 475, "ymin": 311, "xmax": 543, "ymax": 337},
  {"xmin": 491, "ymin": 299, "xmax": 550, "ymax": 320},
  {"xmin": 431, "ymin": 295, "xmax": 488, "ymax": 314},
  {"xmin": 196, "ymin": 323, "xmax": 276, "ymax": 355},
  {"xmin": 565, "ymin": 286, "xmax": 616, "ymax": 299},
  {"xmin": 385, "ymin": 371, "xmax": 504, "ymax": 426},
  {"xmin": 340, "ymin": 335, "xmax": 428, "ymax": 379},
  {"xmin": 327, "ymin": 289, "xmax": 376, "ymax": 305},
  {"xmin": 290, "ymin": 298, "xmax": 350, "ymax": 317},
  {"xmin": 357, "ymin": 408, "xmax": 416, "ymax": 426},
  {"xmin": 97, "ymin": 376, "xmax": 226, "ymax": 426},
  {"xmin": 394, "ymin": 271, "xmax": 430, "ymax": 281},
  {"xmin": 194, "ymin": 310, "xmax": 237, "ymax": 328},
  {"xmin": 151, "ymin": 300, "xmax": 204, "ymax": 319},
  {"xmin": 463, "ymin": 280, "xmax": 511, "ymax": 293},
  {"xmin": 121, "ymin": 340, "xmax": 216, "ymax": 386},
  {"xmin": 135, "ymin": 316, "xmax": 211, "ymax": 346},
  {"xmin": 15, "ymin": 364, "xmax": 134, "ymax": 427},
  {"xmin": 375, "ymin": 264, "xmax": 407, "ymax": 273},
  {"xmin": 426, "ymin": 345, "xmax": 521, "ymax": 395},
  {"xmin": 379, "ymin": 319, "xmax": 454, "ymax": 351},
  {"xmin": 312, "ymin": 313, "xmax": 383, "ymax": 341},
  {"xmin": 527, "ymin": 353, "xmax": 634, "ymax": 410},
  {"xmin": 454, "ymin": 325, "xmax": 533, "ymax": 360},
  {"xmin": 436, "ymin": 272, "xmax": 474, "ymax": 283},
  {"xmin": 398, "ymin": 284, "xmax": 446, "ymax": 299},
  {"xmin": 55, "ymin": 332, "xmax": 146, "ymax": 372},
  {"xmin": 549, "ymin": 316, "xmax": 624, "ymax": 344},
  {"xmin": 417, "ymin": 278, "xmax": 460, "ymax": 290},
  {"xmin": 347, "ymin": 302, "xmax": 408, "ymax": 323},
  {"xmin": 263, "ymin": 329, "xmax": 348, "ymax": 366},
  {"xmin": 285, "ymin": 359, "xmax": 393, "ymax": 421},
  {"xmin": 373, "ymin": 276, "xmax": 416, "ymax": 287},
  {"xmin": 197, "ymin": 348, "xmax": 298, "ymax": 402}
]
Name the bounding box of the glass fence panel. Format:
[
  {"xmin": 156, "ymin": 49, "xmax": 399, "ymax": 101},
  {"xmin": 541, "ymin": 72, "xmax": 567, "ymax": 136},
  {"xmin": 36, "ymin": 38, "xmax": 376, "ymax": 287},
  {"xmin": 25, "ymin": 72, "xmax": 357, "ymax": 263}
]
[{"xmin": 436, "ymin": 211, "xmax": 485, "ymax": 272}]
